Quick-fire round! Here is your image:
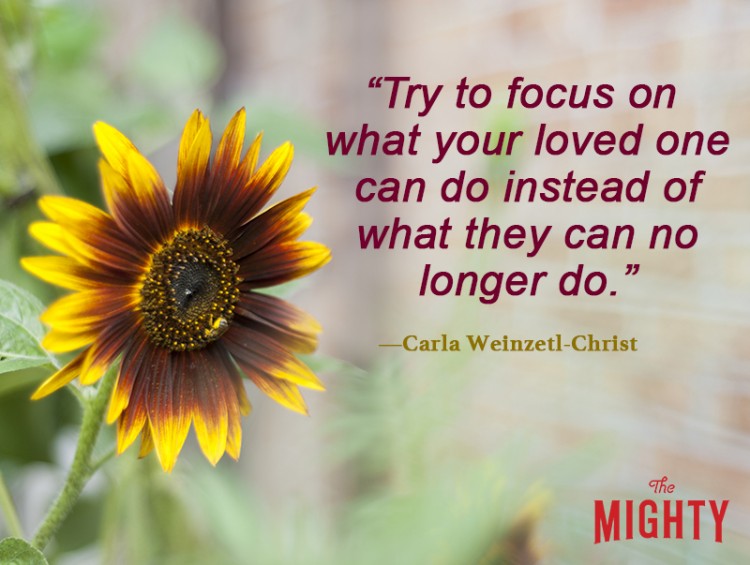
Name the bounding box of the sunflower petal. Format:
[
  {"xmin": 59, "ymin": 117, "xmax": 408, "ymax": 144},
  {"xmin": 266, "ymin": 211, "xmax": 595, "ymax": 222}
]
[
  {"xmin": 115, "ymin": 343, "xmax": 155, "ymax": 453},
  {"xmin": 232, "ymin": 188, "xmax": 316, "ymax": 259},
  {"xmin": 223, "ymin": 142, "xmax": 294, "ymax": 236},
  {"xmin": 117, "ymin": 410, "xmax": 147, "ymax": 456},
  {"xmin": 238, "ymin": 241, "xmax": 331, "ymax": 288},
  {"xmin": 227, "ymin": 390, "xmax": 242, "ymax": 460},
  {"xmin": 99, "ymin": 158, "xmax": 126, "ymax": 216},
  {"xmin": 138, "ymin": 424, "xmax": 155, "ymax": 458},
  {"xmin": 175, "ymin": 110, "xmax": 212, "ymax": 227},
  {"xmin": 235, "ymin": 291, "xmax": 321, "ymax": 354},
  {"xmin": 125, "ymin": 150, "xmax": 168, "ymax": 209},
  {"xmin": 226, "ymin": 324, "xmax": 324, "ymax": 391},
  {"xmin": 41, "ymin": 289, "xmax": 134, "ymax": 333},
  {"xmin": 36, "ymin": 198, "xmax": 138, "ymax": 274},
  {"xmin": 99, "ymin": 159, "xmax": 161, "ymax": 252},
  {"xmin": 214, "ymin": 108, "xmax": 246, "ymax": 175},
  {"xmin": 205, "ymin": 113, "xmax": 257, "ymax": 234},
  {"xmin": 146, "ymin": 351, "xmax": 192, "ymax": 472},
  {"xmin": 79, "ymin": 347, "xmax": 109, "ymax": 386},
  {"xmin": 31, "ymin": 352, "xmax": 85, "ymax": 399},
  {"xmin": 42, "ymin": 328, "xmax": 97, "ymax": 353},
  {"xmin": 233, "ymin": 373, "xmax": 252, "ymax": 416},
  {"xmin": 125, "ymin": 151, "xmax": 172, "ymax": 239},
  {"xmin": 246, "ymin": 142, "xmax": 293, "ymax": 206},
  {"xmin": 108, "ymin": 337, "xmax": 149, "ymax": 424},
  {"xmin": 108, "ymin": 374, "xmax": 128, "ymax": 424},
  {"xmin": 243, "ymin": 133, "xmax": 262, "ymax": 176},
  {"xmin": 21, "ymin": 257, "xmax": 99, "ymax": 291},
  {"xmin": 38, "ymin": 195, "xmax": 111, "ymax": 227},
  {"xmin": 94, "ymin": 122, "xmax": 172, "ymax": 247},
  {"xmin": 79, "ymin": 317, "xmax": 136, "ymax": 385},
  {"xmin": 217, "ymin": 352, "xmax": 244, "ymax": 460},
  {"xmin": 192, "ymin": 350, "xmax": 229, "ymax": 465},
  {"xmin": 93, "ymin": 121, "xmax": 139, "ymax": 178},
  {"xmin": 178, "ymin": 109, "xmax": 210, "ymax": 169},
  {"xmin": 28, "ymin": 222, "xmax": 75, "ymax": 257},
  {"xmin": 248, "ymin": 373, "xmax": 308, "ymax": 415},
  {"xmin": 225, "ymin": 408, "xmax": 242, "ymax": 460}
]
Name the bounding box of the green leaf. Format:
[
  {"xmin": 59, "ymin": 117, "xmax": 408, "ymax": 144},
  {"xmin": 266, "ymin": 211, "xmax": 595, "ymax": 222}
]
[
  {"xmin": 0, "ymin": 280, "xmax": 55, "ymax": 375},
  {"xmin": 0, "ymin": 538, "xmax": 49, "ymax": 565}
]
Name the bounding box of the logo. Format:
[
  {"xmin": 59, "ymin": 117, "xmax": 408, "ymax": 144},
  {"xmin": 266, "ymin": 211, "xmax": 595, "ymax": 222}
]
[{"xmin": 594, "ymin": 476, "xmax": 729, "ymax": 543}]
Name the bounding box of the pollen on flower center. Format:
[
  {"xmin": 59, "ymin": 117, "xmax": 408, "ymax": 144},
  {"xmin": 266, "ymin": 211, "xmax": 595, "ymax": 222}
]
[{"xmin": 140, "ymin": 227, "xmax": 240, "ymax": 352}]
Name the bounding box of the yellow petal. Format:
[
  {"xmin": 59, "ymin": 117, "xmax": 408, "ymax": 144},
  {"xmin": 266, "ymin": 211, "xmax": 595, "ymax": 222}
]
[
  {"xmin": 107, "ymin": 373, "xmax": 130, "ymax": 423},
  {"xmin": 79, "ymin": 344, "xmax": 109, "ymax": 386},
  {"xmin": 138, "ymin": 424, "xmax": 155, "ymax": 458},
  {"xmin": 178, "ymin": 109, "xmax": 211, "ymax": 171},
  {"xmin": 41, "ymin": 291, "xmax": 104, "ymax": 331},
  {"xmin": 28, "ymin": 222, "xmax": 75, "ymax": 257},
  {"xmin": 272, "ymin": 358, "xmax": 325, "ymax": 391},
  {"xmin": 237, "ymin": 381, "xmax": 251, "ymax": 416},
  {"xmin": 247, "ymin": 142, "xmax": 293, "ymax": 197},
  {"xmin": 281, "ymin": 212, "xmax": 313, "ymax": 242},
  {"xmin": 93, "ymin": 121, "xmax": 139, "ymax": 178},
  {"xmin": 98, "ymin": 158, "xmax": 132, "ymax": 214},
  {"xmin": 38, "ymin": 195, "xmax": 110, "ymax": 227},
  {"xmin": 148, "ymin": 415, "xmax": 190, "ymax": 473},
  {"xmin": 193, "ymin": 391, "xmax": 228, "ymax": 466},
  {"xmin": 173, "ymin": 112, "xmax": 212, "ymax": 228},
  {"xmin": 215, "ymin": 108, "xmax": 246, "ymax": 170},
  {"xmin": 126, "ymin": 148, "xmax": 168, "ymax": 203},
  {"xmin": 147, "ymin": 354, "xmax": 192, "ymax": 473},
  {"xmin": 42, "ymin": 328, "xmax": 97, "ymax": 353},
  {"xmin": 31, "ymin": 352, "xmax": 85, "ymax": 399},
  {"xmin": 225, "ymin": 407, "xmax": 243, "ymax": 460},
  {"xmin": 249, "ymin": 374, "xmax": 308, "ymax": 415},
  {"xmin": 241, "ymin": 133, "xmax": 263, "ymax": 176},
  {"xmin": 21, "ymin": 256, "xmax": 96, "ymax": 291},
  {"xmin": 116, "ymin": 414, "xmax": 146, "ymax": 455}
]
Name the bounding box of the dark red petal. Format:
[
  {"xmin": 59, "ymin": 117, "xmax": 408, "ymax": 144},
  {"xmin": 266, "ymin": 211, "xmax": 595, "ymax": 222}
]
[
  {"xmin": 223, "ymin": 323, "xmax": 323, "ymax": 392},
  {"xmin": 108, "ymin": 332, "xmax": 151, "ymax": 423},
  {"xmin": 79, "ymin": 312, "xmax": 140, "ymax": 385},
  {"xmin": 116, "ymin": 341, "xmax": 156, "ymax": 453},
  {"xmin": 146, "ymin": 349, "xmax": 192, "ymax": 472},
  {"xmin": 234, "ymin": 291, "xmax": 319, "ymax": 354},
  {"xmin": 173, "ymin": 110, "xmax": 212, "ymax": 227},
  {"xmin": 230, "ymin": 189, "xmax": 315, "ymax": 260},
  {"xmin": 237, "ymin": 241, "xmax": 330, "ymax": 288}
]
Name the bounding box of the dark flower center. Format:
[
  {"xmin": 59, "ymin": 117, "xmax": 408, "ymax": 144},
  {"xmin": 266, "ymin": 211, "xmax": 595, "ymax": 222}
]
[{"xmin": 140, "ymin": 227, "xmax": 240, "ymax": 351}]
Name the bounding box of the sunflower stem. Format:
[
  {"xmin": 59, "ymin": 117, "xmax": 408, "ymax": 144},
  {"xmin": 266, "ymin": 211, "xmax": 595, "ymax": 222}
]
[
  {"xmin": 32, "ymin": 366, "xmax": 117, "ymax": 551},
  {"xmin": 0, "ymin": 471, "xmax": 24, "ymax": 538}
]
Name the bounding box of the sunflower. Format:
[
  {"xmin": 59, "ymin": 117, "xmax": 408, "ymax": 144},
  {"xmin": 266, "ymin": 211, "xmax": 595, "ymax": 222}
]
[{"xmin": 22, "ymin": 108, "xmax": 331, "ymax": 472}]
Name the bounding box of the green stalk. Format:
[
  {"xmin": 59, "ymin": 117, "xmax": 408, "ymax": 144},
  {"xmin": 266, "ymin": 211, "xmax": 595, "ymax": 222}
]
[
  {"xmin": 0, "ymin": 471, "xmax": 24, "ymax": 538},
  {"xmin": 32, "ymin": 368, "xmax": 117, "ymax": 550}
]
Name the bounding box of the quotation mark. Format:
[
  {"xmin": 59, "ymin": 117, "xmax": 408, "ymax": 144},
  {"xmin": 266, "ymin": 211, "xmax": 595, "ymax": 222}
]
[
  {"xmin": 369, "ymin": 76, "xmax": 384, "ymax": 88},
  {"xmin": 625, "ymin": 264, "xmax": 640, "ymax": 275}
]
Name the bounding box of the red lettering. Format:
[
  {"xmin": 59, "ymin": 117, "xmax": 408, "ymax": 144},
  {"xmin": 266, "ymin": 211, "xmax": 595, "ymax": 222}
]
[
  {"xmin": 663, "ymin": 500, "xmax": 683, "ymax": 539},
  {"xmin": 639, "ymin": 500, "xmax": 658, "ymax": 538},
  {"xmin": 594, "ymin": 500, "xmax": 620, "ymax": 543}
]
